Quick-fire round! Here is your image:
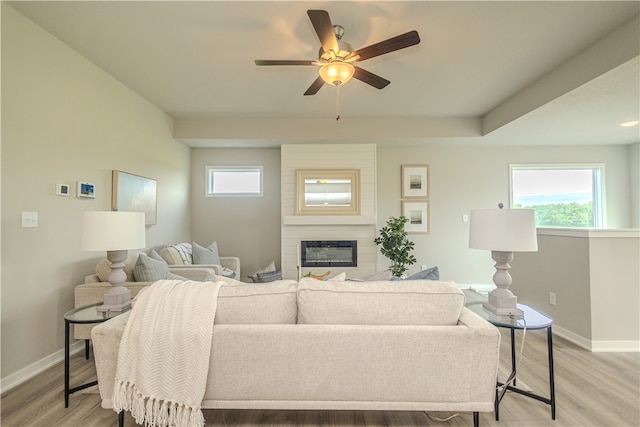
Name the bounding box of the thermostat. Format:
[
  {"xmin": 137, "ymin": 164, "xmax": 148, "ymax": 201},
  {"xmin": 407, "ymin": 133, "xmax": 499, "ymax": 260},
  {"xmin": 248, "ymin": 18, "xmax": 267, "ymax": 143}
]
[
  {"xmin": 56, "ymin": 184, "xmax": 70, "ymax": 196},
  {"xmin": 77, "ymin": 181, "xmax": 95, "ymax": 199}
]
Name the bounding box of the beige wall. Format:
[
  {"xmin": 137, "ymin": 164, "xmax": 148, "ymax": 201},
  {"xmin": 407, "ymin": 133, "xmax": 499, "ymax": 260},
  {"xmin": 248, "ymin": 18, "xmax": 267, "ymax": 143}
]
[
  {"xmin": 630, "ymin": 142, "xmax": 639, "ymax": 227},
  {"xmin": 511, "ymin": 229, "xmax": 640, "ymax": 351},
  {"xmin": 376, "ymin": 144, "xmax": 634, "ymax": 284},
  {"xmin": 1, "ymin": 4, "xmax": 191, "ymax": 386},
  {"xmin": 190, "ymin": 148, "xmax": 281, "ymax": 281}
]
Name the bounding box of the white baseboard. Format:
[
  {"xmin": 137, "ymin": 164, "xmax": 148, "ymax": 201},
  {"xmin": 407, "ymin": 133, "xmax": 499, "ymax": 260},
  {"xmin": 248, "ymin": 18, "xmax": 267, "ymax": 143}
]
[
  {"xmin": 552, "ymin": 325, "xmax": 639, "ymax": 352},
  {"xmin": 590, "ymin": 340, "xmax": 640, "ymax": 352},
  {"xmin": 1, "ymin": 340, "xmax": 85, "ymax": 394}
]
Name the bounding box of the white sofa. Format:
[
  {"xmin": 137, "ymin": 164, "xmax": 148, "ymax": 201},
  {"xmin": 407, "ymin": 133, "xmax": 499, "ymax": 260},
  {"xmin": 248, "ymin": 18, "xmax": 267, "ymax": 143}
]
[{"xmin": 91, "ymin": 278, "xmax": 501, "ymax": 427}]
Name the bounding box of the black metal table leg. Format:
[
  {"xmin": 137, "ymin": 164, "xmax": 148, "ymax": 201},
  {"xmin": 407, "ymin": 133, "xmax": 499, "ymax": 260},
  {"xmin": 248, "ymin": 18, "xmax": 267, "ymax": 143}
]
[
  {"xmin": 510, "ymin": 328, "xmax": 517, "ymax": 387},
  {"xmin": 548, "ymin": 326, "xmax": 556, "ymax": 420},
  {"xmin": 85, "ymin": 339, "xmax": 90, "ymax": 359},
  {"xmin": 64, "ymin": 319, "xmax": 70, "ymax": 408}
]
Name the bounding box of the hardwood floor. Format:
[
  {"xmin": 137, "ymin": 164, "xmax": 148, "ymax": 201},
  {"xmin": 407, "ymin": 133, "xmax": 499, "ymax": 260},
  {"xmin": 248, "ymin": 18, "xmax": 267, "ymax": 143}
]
[{"xmin": 2, "ymin": 329, "xmax": 638, "ymax": 426}]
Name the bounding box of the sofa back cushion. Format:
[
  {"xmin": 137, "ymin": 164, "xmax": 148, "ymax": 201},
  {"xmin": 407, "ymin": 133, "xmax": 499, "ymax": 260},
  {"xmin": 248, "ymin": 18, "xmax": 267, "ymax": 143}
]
[
  {"xmin": 215, "ymin": 280, "xmax": 298, "ymax": 324},
  {"xmin": 297, "ymin": 278, "xmax": 464, "ymax": 325}
]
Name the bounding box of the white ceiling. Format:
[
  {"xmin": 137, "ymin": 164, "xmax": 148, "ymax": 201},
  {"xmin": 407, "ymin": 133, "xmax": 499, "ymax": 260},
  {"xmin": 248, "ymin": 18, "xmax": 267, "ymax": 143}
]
[{"xmin": 9, "ymin": 1, "xmax": 640, "ymax": 147}]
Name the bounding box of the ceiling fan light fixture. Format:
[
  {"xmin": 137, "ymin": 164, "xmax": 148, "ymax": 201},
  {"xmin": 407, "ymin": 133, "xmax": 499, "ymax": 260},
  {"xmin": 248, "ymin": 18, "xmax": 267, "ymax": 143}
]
[{"xmin": 319, "ymin": 62, "xmax": 355, "ymax": 86}]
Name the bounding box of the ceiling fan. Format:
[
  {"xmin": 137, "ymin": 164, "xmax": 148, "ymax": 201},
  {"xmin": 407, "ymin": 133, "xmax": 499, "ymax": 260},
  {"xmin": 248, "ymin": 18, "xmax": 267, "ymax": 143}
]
[{"xmin": 255, "ymin": 10, "xmax": 421, "ymax": 96}]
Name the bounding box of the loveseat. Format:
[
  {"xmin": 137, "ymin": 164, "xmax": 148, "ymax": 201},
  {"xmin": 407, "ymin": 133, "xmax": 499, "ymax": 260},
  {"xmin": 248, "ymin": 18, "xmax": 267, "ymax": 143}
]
[
  {"xmin": 158, "ymin": 243, "xmax": 240, "ymax": 279},
  {"xmin": 91, "ymin": 277, "xmax": 501, "ymax": 427}
]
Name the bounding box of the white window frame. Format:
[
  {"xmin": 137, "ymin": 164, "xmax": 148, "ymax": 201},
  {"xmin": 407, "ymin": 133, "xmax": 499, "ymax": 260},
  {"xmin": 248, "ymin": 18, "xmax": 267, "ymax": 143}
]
[
  {"xmin": 509, "ymin": 163, "xmax": 606, "ymax": 228},
  {"xmin": 206, "ymin": 166, "xmax": 263, "ymax": 197}
]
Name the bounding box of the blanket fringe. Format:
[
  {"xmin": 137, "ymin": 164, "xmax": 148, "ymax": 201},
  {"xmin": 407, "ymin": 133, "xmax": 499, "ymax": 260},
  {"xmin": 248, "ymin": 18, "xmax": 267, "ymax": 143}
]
[{"xmin": 113, "ymin": 379, "xmax": 205, "ymax": 427}]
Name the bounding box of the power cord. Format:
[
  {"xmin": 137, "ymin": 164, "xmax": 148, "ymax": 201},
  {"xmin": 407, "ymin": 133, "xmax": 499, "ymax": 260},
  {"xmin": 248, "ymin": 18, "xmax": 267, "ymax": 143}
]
[
  {"xmin": 496, "ymin": 316, "xmax": 527, "ymax": 393},
  {"xmin": 425, "ymin": 412, "xmax": 462, "ymax": 422}
]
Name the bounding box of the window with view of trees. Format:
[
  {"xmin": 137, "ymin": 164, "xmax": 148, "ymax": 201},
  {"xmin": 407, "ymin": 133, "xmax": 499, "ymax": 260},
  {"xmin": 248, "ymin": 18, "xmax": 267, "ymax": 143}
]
[{"xmin": 509, "ymin": 164, "xmax": 605, "ymax": 228}]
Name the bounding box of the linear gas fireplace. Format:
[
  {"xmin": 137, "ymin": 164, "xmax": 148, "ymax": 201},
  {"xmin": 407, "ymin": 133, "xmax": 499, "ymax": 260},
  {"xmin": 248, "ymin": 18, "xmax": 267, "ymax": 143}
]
[{"xmin": 301, "ymin": 240, "xmax": 357, "ymax": 268}]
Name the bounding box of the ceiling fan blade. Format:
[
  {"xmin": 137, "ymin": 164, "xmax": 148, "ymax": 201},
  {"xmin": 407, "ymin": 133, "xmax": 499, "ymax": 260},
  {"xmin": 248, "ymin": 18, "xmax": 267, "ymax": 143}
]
[
  {"xmin": 353, "ymin": 66, "xmax": 390, "ymax": 89},
  {"xmin": 350, "ymin": 30, "xmax": 420, "ymax": 62},
  {"xmin": 304, "ymin": 76, "xmax": 325, "ymax": 96},
  {"xmin": 255, "ymin": 59, "xmax": 316, "ymax": 66},
  {"xmin": 307, "ymin": 10, "xmax": 339, "ymax": 55}
]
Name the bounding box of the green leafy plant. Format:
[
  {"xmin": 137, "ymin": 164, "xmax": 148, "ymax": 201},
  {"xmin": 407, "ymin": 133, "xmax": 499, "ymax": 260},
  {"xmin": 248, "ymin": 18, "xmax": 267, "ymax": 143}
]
[{"xmin": 374, "ymin": 216, "xmax": 417, "ymax": 277}]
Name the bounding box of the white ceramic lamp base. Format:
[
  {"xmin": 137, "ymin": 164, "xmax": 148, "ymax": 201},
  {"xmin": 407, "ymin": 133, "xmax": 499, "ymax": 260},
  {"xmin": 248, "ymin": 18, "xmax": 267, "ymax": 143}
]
[
  {"xmin": 96, "ymin": 249, "xmax": 132, "ymax": 312},
  {"xmin": 483, "ymin": 250, "xmax": 524, "ymax": 316}
]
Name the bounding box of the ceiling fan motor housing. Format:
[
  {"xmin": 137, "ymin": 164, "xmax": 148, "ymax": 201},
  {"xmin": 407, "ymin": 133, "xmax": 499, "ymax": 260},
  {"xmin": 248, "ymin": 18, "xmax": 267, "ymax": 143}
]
[{"xmin": 319, "ymin": 40, "xmax": 353, "ymax": 62}]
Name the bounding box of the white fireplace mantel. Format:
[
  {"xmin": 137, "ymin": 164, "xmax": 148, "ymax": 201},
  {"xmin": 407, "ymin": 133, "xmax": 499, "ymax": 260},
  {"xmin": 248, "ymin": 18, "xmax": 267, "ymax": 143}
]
[{"xmin": 283, "ymin": 215, "xmax": 377, "ymax": 226}]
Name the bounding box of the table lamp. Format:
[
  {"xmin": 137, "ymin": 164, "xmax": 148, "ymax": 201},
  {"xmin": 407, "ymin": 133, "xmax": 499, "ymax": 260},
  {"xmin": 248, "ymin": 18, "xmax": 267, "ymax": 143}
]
[
  {"xmin": 469, "ymin": 204, "xmax": 538, "ymax": 316},
  {"xmin": 80, "ymin": 211, "xmax": 145, "ymax": 312}
]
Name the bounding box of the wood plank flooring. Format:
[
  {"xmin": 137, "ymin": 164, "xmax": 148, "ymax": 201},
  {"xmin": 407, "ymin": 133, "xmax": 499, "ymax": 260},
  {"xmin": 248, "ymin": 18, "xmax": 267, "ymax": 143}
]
[{"xmin": 2, "ymin": 329, "xmax": 638, "ymax": 426}]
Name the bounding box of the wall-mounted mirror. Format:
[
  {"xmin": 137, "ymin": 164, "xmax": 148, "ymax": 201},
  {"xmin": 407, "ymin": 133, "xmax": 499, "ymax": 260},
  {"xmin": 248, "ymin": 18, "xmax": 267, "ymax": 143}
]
[{"xmin": 296, "ymin": 169, "xmax": 360, "ymax": 215}]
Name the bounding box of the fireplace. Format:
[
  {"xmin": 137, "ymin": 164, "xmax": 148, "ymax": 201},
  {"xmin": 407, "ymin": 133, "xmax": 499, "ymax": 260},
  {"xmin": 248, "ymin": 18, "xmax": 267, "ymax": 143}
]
[{"xmin": 301, "ymin": 240, "xmax": 357, "ymax": 268}]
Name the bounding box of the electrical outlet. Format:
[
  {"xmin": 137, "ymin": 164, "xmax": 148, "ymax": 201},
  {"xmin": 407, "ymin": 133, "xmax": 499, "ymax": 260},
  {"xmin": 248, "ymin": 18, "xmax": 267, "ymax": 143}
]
[
  {"xmin": 549, "ymin": 292, "xmax": 557, "ymax": 306},
  {"xmin": 421, "ymin": 265, "xmax": 427, "ymax": 271}
]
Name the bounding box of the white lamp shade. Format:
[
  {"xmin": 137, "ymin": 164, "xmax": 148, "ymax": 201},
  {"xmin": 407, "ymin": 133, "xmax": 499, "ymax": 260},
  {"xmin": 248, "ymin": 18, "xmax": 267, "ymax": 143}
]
[
  {"xmin": 469, "ymin": 208, "xmax": 538, "ymax": 252},
  {"xmin": 80, "ymin": 211, "xmax": 145, "ymax": 251}
]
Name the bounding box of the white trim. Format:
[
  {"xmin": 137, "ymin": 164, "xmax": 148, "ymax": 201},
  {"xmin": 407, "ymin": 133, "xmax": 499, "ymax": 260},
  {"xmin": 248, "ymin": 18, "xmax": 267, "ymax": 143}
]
[
  {"xmin": 590, "ymin": 340, "xmax": 640, "ymax": 353},
  {"xmin": 205, "ymin": 165, "xmax": 263, "ymax": 197},
  {"xmin": 552, "ymin": 325, "xmax": 639, "ymax": 352},
  {"xmin": 0, "ymin": 340, "xmax": 85, "ymax": 394}
]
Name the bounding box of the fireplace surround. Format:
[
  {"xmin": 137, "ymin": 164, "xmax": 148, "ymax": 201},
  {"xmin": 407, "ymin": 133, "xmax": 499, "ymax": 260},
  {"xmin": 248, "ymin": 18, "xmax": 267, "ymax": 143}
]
[{"xmin": 301, "ymin": 240, "xmax": 357, "ymax": 268}]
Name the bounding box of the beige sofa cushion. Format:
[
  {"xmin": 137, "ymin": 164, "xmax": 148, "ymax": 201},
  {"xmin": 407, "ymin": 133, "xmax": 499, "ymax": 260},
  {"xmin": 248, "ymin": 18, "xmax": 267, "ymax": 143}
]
[
  {"xmin": 297, "ymin": 278, "xmax": 464, "ymax": 325},
  {"xmin": 215, "ymin": 280, "xmax": 298, "ymax": 324}
]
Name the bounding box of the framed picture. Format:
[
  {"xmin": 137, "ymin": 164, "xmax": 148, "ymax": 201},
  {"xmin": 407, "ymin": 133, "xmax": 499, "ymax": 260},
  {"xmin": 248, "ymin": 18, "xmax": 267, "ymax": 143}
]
[
  {"xmin": 112, "ymin": 170, "xmax": 157, "ymax": 225},
  {"xmin": 402, "ymin": 200, "xmax": 430, "ymax": 234},
  {"xmin": 401, "ymin": 164, "xmax": 429, "ymax": 198}
]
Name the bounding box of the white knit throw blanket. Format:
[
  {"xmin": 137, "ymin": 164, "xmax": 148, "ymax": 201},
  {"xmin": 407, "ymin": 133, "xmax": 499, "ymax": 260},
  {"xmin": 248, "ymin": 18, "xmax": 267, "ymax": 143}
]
[{"xmin": 112, "ymin": 280, "xmax": 222, "ymax": 427}]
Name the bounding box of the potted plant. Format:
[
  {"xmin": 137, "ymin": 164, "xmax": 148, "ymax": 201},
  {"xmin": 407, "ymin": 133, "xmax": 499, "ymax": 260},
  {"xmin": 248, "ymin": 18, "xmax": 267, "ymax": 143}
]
[{"xmin": 374, "ymin": 216, "xmax": 417, "ymax": 277}]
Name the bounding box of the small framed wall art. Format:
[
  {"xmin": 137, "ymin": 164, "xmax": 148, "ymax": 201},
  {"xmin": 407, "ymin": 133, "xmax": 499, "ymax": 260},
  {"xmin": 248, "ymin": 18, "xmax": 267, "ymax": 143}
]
[
  {"xmin": 112, "ymin": 170, "xmax": 157, "ymax": 225},
  {"xmin": 401, "ymin": 164, "xmax": 429, "ymax": 198},
  {"xmin": 402, "ymin": 200, "xmax": 430, "ymax": 234}
]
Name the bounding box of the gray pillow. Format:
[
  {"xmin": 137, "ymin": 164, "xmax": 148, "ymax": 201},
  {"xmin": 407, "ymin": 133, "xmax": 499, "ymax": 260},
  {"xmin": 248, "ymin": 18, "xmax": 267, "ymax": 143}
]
[
  {"xmin": 148, "ymin": 249, "xmax": 165, "ymax": 262},
  {"xmin": 133, "ymin": 253, "xmax": 169, "ymax": 282},
  {"xmin": 391, "ymin": 266, "xmax": 440, "ymax": 281},
  {"xmin": 192, "ymin": 241, "xmax": 222, "ymax": 265},
  {"xmin": 247, "ymin": 261, "xmax": 276, "ymax": 282},
  {"xmin": 255, "ymin": 270, "xmax": 283, "ymax": 283}
]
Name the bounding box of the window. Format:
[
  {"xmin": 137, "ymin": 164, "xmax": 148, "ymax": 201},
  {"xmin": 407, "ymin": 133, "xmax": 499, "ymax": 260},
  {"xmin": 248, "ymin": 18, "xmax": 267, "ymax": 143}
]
[
  {"xmin": 509, "ymin": 164, "xmax": 605, "ymax": 228},
  {"xmin": 206, "ymin": 166, "xmax": 263, "ymax": 197}
]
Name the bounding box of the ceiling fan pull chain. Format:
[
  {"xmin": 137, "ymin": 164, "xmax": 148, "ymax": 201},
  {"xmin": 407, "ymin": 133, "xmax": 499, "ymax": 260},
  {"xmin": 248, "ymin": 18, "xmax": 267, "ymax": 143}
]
[{"xmin": 336, "ymin": 84, "xmax": 341, "ymax": 121}]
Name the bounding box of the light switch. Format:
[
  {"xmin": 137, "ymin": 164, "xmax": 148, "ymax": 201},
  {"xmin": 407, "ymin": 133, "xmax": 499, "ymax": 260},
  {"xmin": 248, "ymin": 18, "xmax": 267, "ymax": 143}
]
[{"xmin": 22, "ymin": 212, "xmax": 38, "ymax": 228}]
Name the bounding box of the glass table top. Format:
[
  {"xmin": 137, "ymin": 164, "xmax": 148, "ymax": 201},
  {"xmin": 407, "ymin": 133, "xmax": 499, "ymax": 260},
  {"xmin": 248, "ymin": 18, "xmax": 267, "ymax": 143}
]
[
  {"xmin": 64, "ymin": 303, "xmax": 125, "ymax": 323},
  {"xmin": 463, "ymin": 289, "xmax": 553, "ymax": 330}
]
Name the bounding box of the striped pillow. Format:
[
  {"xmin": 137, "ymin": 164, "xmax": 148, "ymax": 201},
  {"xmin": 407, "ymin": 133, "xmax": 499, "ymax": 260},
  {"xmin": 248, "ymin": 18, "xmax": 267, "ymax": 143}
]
[{"xmin": 133, "ymin": 253, "xmax": 169, "ymax": 282}]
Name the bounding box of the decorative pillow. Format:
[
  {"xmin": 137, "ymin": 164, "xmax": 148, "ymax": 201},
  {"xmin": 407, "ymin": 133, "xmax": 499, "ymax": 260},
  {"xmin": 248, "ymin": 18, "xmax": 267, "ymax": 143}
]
[
  {"xmin": 148, "ymin": 249, "xmax": 165, "ymax": 262},
  {"xmin": 170, "ymin": 243, "xmax": 193, "ymax": 265},
  {"xmin": 255, "ymin": 270, "xmax": 283, "ymax": 283},
  {"xmin": 391, "ymin": 266, "xmax": 440, "ymax": 281},
  {"xmin": 192, "ymin": 241, "xmax": 222, "ymax": 265},
  {"xmin": 133, "ymin": 253, "xmax": 169, "ymax": 282},
  {"xmin": 247, "ymin": 261, "xmax": 276, "ymax": 282},
  {"xmin": 346, "ymin": 269, "xmax": 392, "ymax": 282}
]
